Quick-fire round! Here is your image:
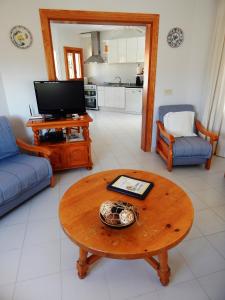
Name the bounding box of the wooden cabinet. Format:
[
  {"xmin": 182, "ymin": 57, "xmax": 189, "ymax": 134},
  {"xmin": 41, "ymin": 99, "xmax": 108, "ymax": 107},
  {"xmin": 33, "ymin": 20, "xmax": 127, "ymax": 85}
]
[
  {"xmin": 47, "ymin": 143, "xmax": 89, "ymax": 170},
  {"xmin": 125, "ymin": 88, "xmax": 143, "ymax": 114},
  {"xmin": 66, "ymin": 144, "xmax": 89, "ymax": 167},
  {"xmin": 104, "ymin": 87, "xmax": 125, "ymax": 108},
  {"xmin": 26, "ymin": 115, "xmax": 93, "ymax": 171}
]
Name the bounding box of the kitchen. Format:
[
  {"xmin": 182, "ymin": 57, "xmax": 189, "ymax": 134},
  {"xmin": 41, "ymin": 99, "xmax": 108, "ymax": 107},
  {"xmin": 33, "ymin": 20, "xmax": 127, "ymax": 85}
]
[{"xmin": 51, "ymin": 23, "xmax": 145, "ymax": 115}]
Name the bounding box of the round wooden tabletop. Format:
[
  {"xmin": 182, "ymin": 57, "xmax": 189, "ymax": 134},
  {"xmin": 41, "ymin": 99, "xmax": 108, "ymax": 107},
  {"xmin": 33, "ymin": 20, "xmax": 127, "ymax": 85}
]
[{"xmin": 59, "ymin": 169, "xmax": 194, "ymax": 259}]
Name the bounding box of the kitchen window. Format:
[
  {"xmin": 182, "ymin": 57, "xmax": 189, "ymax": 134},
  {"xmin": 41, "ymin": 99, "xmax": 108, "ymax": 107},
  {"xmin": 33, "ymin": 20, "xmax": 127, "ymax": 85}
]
[{"xmin": 64, "ymin": 47, "xmax": 84, "ymax": 80}]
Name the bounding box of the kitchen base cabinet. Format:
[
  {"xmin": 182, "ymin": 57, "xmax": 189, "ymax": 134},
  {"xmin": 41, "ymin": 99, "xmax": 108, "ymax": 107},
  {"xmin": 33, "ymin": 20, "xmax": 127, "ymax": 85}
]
[
  {"xmin": 97, "ymin": 86, "xmax": 105, "ymax": 107},
  {"xmin": 97, "ymin": 86, "xmax": 143, "ymax": 114},
  {"xmin": 104, "ymin": 87, "xmax": 125, "ymax": 108}
]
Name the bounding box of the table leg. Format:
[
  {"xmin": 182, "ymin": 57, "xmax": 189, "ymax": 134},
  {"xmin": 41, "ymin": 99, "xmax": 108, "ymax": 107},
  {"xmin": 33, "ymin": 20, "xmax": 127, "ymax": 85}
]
[
  {"xmin": 76, "ymin": 248, "xmax": 89, "ymax": 279},
  {"xmin": 157, "ymin": 250, "xmax": 170, "ymax": 286}
]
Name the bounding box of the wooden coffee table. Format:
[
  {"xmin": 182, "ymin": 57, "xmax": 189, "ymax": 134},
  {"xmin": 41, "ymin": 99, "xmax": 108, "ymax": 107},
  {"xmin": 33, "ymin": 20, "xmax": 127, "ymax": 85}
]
[{"xmin": 59, "ymin": 169, "xmax": 194, "ymax": 286}]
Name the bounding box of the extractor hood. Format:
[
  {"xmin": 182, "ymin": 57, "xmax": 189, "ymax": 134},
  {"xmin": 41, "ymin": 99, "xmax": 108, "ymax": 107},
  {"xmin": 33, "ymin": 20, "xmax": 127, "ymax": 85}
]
[{"xmin": 85, "ymin": 31, "xmax": 104, "ymax": 64}]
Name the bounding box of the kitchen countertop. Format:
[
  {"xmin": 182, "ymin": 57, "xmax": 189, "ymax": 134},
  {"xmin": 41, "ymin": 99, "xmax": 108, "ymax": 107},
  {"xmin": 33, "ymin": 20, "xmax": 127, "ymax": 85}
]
[{"xmin": 97, "ymin": 83, "xmax": 143, "ymax": 88}]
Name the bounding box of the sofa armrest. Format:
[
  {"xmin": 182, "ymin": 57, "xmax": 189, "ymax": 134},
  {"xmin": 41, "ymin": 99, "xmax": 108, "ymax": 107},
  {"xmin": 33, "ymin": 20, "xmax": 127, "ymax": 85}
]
[
  {"xmin": 16, "ymin": 139, "xmax": 52, "ymax": 159},
  {"xmin": 195, "ymin": 120, "xmax": 219, "ymax": 143},
  {"xmin": 156, "ymin": 121, "xmax": 175, "ymax": 143}
]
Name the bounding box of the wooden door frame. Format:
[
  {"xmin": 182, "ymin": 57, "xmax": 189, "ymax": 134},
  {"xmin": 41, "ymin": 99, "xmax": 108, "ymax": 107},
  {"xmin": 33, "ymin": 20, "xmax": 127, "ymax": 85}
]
[
  {"xmin": 39, "ymin": 9, "xmax": 159, "ymax": 151},
  {"xmin": 64, "ymin": 47, "xmax": 84, "ymax": 80}
]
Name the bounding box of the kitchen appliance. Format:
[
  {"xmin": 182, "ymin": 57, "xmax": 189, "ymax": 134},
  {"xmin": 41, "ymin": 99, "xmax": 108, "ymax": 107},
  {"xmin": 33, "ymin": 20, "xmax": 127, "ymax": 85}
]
[
  {"xmin": 136, "ymin": 75, "xmax": 144, "ymax": 87},
  {"xmin": 84, "ymin": 32, "xmax": 104, "ymax": 64},
  {"xmin": 84, "ymin": 84, "xmax": 99, "ymax": 110}
]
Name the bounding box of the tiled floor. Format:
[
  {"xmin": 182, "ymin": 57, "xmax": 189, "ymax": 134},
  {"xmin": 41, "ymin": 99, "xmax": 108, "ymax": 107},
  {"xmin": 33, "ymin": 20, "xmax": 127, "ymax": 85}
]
[{"xmin": 0, "ymin": 110, "xmax": 225, "ymax": 300}]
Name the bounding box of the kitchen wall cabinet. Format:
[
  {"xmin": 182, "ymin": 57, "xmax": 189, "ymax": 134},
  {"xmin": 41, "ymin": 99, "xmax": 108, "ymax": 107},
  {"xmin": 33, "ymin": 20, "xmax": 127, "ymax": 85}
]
[
  {"xmin": 118, "ymin": 39, "xmax": 126, "ymax": 63},
  {"xmin": 107, "ymin": 39, "xmax": 118, "ymax": 64},
  {"xmin": 125, "ymin": 88, "xmax": 143, "ymax": 114},
  {"xmin": 137, "ymin": 37, "xmax": 145, "ymax": 63},
  {"xmin": 107, "ymin": 37, "xmax": 144, "ymax": 64},
  {"xmin": 126, "ymin": 38, "xmax": 138, "ymax": 63},
  {"xmin": 104, "ymin": 87, "xmax": 125, "ymax": 108}
]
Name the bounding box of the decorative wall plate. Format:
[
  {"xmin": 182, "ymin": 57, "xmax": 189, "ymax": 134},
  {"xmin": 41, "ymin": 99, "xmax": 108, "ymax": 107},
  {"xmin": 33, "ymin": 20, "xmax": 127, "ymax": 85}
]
[
  {"xmin": 167, "ymin": 27, "xmax": 184, "ymax": 48},
  {"xmin": 10, "ymin": 25, "xmax": 33, "ymax": 49}
]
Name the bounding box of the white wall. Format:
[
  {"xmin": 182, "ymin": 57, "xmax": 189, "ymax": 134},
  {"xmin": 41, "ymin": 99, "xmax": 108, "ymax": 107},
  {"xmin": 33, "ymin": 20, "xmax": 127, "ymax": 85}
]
[
  {"xmin": 51, "ymin": 23, "xmax": 82, "ymax": 80},
  {"xmin": 0, "ymin": 73, "xmax": 9, "ymax": 115},
  {"xmin": 0, "ymin": 0, "xmax": 218, "ymax": 145},
  {"xmin": 84, "ymin": 63, "xmax": 141, "ymax": 84}
]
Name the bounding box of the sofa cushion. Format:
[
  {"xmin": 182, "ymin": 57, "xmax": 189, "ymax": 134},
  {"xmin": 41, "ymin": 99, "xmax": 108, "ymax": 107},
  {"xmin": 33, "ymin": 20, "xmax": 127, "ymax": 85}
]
[
  {"xmin": 0, "ymin": 154, "xmax": 52, "ymax": 205},
  {"xmin": 173, "ymin": 136, "xmax": 212, "ymax": 158},
  {"xmin": 0, "ymin": 117, "xmax": 19, "ymax": 160}
]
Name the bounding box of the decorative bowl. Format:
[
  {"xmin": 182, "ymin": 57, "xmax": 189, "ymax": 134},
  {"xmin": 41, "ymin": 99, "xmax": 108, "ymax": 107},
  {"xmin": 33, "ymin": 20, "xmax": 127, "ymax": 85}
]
[{"xmin": 99, "ymin": 201, "xmax": 138, "ymax": 229}]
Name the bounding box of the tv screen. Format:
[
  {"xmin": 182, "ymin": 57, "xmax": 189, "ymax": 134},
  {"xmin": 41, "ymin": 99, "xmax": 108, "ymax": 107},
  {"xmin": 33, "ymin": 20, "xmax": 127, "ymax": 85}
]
[{"xmin": 34, "ymin": 80, "xmax": 86, "ymax": 115}]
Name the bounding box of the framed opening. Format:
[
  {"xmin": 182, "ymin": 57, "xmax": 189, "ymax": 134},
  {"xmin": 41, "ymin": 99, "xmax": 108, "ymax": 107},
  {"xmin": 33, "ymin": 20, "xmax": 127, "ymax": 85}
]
[
  {"xmin": 39, "ymin": 9, "xmax": 159, "ymax": 151},
  {"xmin": 64, "ymin": 47, "xmax": 84, "ymax": 80}
]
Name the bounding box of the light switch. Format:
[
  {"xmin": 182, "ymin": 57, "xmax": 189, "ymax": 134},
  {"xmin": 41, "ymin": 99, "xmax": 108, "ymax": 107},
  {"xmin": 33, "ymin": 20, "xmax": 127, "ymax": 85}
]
[{"xmin": 164, "ymin": 89, "xmax": 173, "ymax": 96}]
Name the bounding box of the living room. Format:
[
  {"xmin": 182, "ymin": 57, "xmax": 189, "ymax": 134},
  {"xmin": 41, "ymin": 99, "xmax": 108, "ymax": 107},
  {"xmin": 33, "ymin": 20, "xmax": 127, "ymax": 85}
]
[{"xmin": 0, "ymin": 1, "xmax": 225, "ymax": 300}]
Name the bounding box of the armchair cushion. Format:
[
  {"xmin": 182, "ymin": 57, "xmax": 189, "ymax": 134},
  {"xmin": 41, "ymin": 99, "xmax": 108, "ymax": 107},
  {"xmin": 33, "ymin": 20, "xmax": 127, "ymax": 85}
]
[
  {"xmin": 0, "ymin": 154, "xmax": 52, "ymax": 205},
  {"xmin": 173, "ymin": 136, "xmax": 212, "ymax": 158},
  {"xmin": 159, "ymin": 105, "xmax": 195, "ymax": 123},
  {"xmin": 164, "ymin": 111, "xmax": 196, "ymax": 137},
  {"xmin": 0, "ymin": 117, "xmax": 19, "ymax": 160}
]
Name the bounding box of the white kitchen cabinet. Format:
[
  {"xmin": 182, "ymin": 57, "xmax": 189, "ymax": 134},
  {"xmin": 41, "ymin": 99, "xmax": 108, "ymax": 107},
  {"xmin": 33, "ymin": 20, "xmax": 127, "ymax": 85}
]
[
  {"xmin": 125, "ymin": 88, "xmax": 143, "ymax": 114},
  {"xmin": 137, "ymin": 37, "xmax": 145, "ymax": 62},
  {"xmin": 108, "ymin": 39, "xmax": 118, "ymax": 63},
  {"xmin": 104, "ymin": 87, "xmax": 125, "ymax": 108},
  {"xmin": 108, "ymin": 36, "xmax": 144, "ymax": 63},
  {"xmin": 97, "ymin": 86, "xmax": 105, "ymax": 107},
  {"xmin": 126, "ymin": 38, "xmax": 138, "ymax": 63},
  {"xmin": 118, "ymin": 38, "xmax": 126, "ymax": 63}
]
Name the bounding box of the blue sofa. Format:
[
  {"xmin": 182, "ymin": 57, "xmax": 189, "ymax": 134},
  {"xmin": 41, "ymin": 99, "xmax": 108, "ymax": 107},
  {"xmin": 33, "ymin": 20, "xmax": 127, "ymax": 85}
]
[
  {"xmin": 156, "ymin": 105, "xmax": 218, "ymax": 171},
  {"xmin": 0, "ymin": 116, "xmax": 53, "ymax": 217}
]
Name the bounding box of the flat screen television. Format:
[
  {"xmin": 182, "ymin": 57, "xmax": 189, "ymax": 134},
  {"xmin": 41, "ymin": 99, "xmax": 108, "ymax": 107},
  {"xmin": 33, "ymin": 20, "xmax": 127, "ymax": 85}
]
[{"xmin": 33, "ymin": 80, "xmax": 86, "ymax": 116}]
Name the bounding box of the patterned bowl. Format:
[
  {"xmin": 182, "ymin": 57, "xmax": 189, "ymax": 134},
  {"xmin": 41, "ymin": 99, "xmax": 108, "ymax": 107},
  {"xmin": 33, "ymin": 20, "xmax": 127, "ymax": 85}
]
[{"xmin": 99, "ymin": 201, "xmax": 138, "ymax": 229}]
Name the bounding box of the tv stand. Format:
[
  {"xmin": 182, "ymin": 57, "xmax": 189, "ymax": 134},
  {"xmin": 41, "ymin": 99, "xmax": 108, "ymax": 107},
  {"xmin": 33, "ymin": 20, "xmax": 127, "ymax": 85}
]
[
  {"xmin": 26, "ymin": 114, "xmax": 93, "ymax": 171},
  {"xmin": 43, "ymin": 113, "xmax": 75, "ymax": 121}
]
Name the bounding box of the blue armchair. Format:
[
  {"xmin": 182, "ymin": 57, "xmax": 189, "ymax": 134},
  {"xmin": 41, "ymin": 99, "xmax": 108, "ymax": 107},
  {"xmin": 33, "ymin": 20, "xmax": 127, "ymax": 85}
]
[
  {"xmin": 0, "ymin": 116, "xmax": 54, "ymax": 217},
  {"xmin": 156, "ymin": 105, "xmax": 218, "ymax": 171}
]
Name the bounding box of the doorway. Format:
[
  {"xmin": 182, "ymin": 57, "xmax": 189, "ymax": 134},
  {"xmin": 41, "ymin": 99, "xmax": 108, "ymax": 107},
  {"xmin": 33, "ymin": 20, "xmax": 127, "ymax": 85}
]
[
  {"xmin": 64, "ymin": 47, "xmax": 84, "ymax": 80},
  {"xmin": 39, "ymin": 9, "xmax": 159, "ymax": 151}
]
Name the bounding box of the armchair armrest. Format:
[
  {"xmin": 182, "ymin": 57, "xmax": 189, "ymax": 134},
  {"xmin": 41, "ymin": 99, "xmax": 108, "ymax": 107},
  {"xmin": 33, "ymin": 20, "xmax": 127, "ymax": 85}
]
[
  {"xmin": 156, "ymin": 121, "xmax": 175, "ymax": 143},
  {"xmin": 16, "ymin": 139, "xmax": 52, "ymax": 158},
  {"xmin": 195, "ymin": 120, "xmax": 218, "ymax": 142}
]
